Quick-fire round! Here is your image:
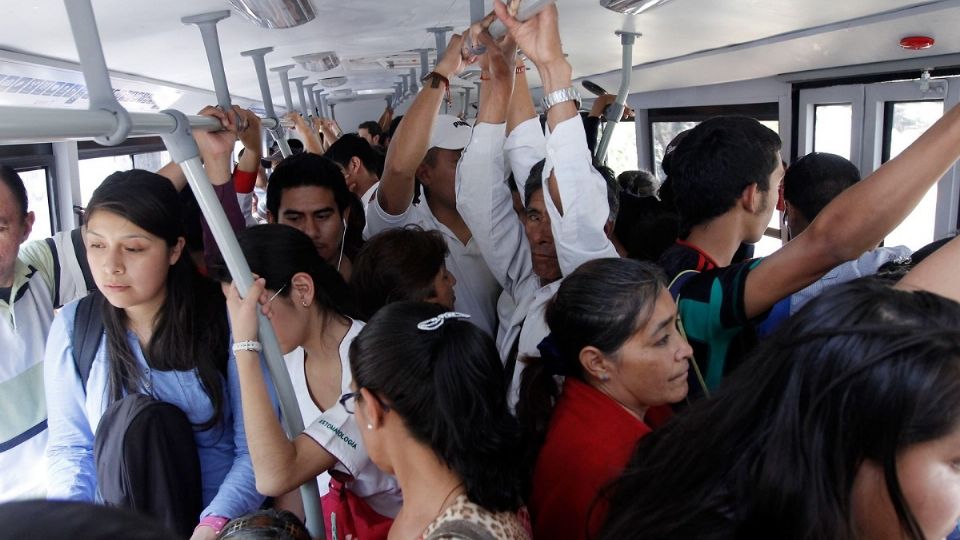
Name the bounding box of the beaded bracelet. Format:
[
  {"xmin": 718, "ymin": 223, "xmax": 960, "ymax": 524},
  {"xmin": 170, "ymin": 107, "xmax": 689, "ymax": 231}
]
[{"xmin": 232, "ymin": 340, "xmax": 262, "ymax": 353}]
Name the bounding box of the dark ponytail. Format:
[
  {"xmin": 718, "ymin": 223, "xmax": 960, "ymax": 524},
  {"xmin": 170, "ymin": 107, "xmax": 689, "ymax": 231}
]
[
  {"xmin": 349, "ymin": 301, "xmax": 523, "ymax": 511},
  {"xmin": 516, "ymin": 258, "xmax": 666, "ymax": 495}
]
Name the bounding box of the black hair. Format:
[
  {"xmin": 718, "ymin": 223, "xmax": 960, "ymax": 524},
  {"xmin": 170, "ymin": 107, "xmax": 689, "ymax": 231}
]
[
  {"xmin": 85, "ymin": 170, "xmax": 228, "ymax": 430},
  {"xmin": 266, "ymin": 153, "xmax": 352, "ymax": 219},
  {"xmin": 209, "ymin": 224, "xmax": 356, "ymax": 320},
  {"xmin": 524, "ymin": 158, "xmax": 619, "ymax": 221},
  {"xmin": 617, "ymin": 169, "xmax": 658, "ymax": 198},
  {"xmin": 598, "ymin": 280, "xmax": 960, "ymax": 540},
  {"xmin": 616, "ymin": 194, "xmax": 680, "ymax": 262},
  {"xmin": 323, "ymin": 134, "xmax": 380, "ymax": 177},
  {"xmin": 349, "ymin": 301, "xmax": 524, "ymax": 512},
  {"xmin": 783, "ymin": 152, "xmax": 861, "ymax": 223},
  {"xmin": 387, "ymin": 115, "xmax": 403, "ymax": 141},
  {"xmin": 0, "ymin": 500, "xmax": 178, "ymax": 540},
  {"xmin": 0, "ymin": 165, "xmax": 28, "ymax": 218},
  {"xmin": 358, "ymin": 121, "xmax": 382, "ymax": 138},
  {"xmin": 350, "ymin": 227, "xmax": 448, "ymax": 320},
  {"xmin": 517, "ymin": 258, "xmax": 666, "ymax": 497},
  {"xmin": 216, "ymin": 509, "xmax": 310, "ymax": 540},
  {"xmin": 525, "ymin": 159, "xmax": 545, "ymax": 206},
  {"xmin": 669, "ymin": 116, "xmax": 781, "ymax": 236}
]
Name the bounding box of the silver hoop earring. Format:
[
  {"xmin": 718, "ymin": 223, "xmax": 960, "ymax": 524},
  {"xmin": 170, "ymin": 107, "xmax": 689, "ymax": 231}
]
[{"xmin": 301, "ymin": 298, "xmax": 307, "ymax": 307}]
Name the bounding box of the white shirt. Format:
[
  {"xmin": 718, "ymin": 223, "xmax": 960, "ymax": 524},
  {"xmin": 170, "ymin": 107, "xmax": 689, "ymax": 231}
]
[
  {"xmin": 297, "ymin": 319, "xmax": 402, "ymax": 518},
  {"xmin": 455, "ymin": 116, "xmax": 617, "ymax": 406},
  {"xmin": 364, "ymin": 179, "xmax": 503, "ymax": 338}
]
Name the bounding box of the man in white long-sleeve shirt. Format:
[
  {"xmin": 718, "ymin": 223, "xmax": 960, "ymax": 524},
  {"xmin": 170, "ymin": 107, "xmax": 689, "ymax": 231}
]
[
  {"xmin": 455, "ymin": 19, "xmax": 618, "ymax": 404},
  {"xmin": 364, "ymin": 34, "xmax": 505, "ymax": 338}
]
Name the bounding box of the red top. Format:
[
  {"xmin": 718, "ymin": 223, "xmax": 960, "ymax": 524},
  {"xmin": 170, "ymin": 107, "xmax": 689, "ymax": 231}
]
[
  {"xmin": 675, "ymin": 238, "xmax": 718, "ymax": 271},
  {"xmin": 232, "ymin": 166, "xmax": 258, "ymax": 194},
  {"xmin": 529, "ymin": 379, "xmax": 651, "ymax": 540}
]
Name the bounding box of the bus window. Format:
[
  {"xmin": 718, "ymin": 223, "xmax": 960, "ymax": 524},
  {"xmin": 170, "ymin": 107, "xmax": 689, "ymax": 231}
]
[
  {"xmin": 605, "ymin": 121, "xmax": 639, "ymax": 177},
  {"xmin": 883, "ymin": 100, "xmax": 944, "ymax": 251},
  {"xmin": 78, "ymin": 155, "xmax": 133, "ymax": 206},
  {"xmin": 652, "ymin": 121, "xmax": 697, "ymax": 180},
  {"xmin": 813, "ymin": 104, "xmax": 853, "ymax": 159},
  {"xmin": 132, "ymin": 150, "xmax": 171, "ymax": 172},
  {"xmin": 20, "ymin": 168, "xmax": 52, "ymax": 242}
]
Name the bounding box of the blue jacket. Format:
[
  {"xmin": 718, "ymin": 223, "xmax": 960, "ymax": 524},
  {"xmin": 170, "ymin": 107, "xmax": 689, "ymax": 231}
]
[{"xmin": 43, "ymin": 299, "xmax": 263, "ymax": 519}]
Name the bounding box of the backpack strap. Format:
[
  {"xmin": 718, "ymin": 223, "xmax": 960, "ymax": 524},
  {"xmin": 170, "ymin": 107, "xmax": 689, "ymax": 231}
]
[
  {"xmin": 72, "ymin": 291, "xmax": 106, "ymax": 392},
  {"xmin": 43, "ymin": 237, "xmax": 61, "ymax": 308},
  {"xmin": 71, "ymin": 228, "xmax": 96, "ymax": 293}
]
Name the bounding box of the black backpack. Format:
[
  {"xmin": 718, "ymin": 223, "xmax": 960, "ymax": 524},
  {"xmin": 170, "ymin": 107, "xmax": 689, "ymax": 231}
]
[{"xmin": 71, "ymin": 292, "xmax": 203, "ymax": 536}]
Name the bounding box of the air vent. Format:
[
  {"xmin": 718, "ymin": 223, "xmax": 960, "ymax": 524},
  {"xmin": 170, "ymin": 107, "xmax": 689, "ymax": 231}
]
[
  {"xmin": 599, "ymin": 0, "xmax": 675, "ymax": 14},
  {"xmin": 332, "ymin": 89, "xmax": 353, "ymax": 97},
  {"xmin": 320, "ymin": 77, "xmax": 348, "ymax": 88},
  {"xmin": 294, "ymin": 51, "xmax": 340, "ymax": 72},
  {"xmin": 226, "ymin": 0, "xmax": 315, "ymax": 29}
]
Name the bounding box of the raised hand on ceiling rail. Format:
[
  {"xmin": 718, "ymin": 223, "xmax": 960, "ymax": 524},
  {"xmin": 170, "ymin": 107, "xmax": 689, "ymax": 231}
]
[
  {"xmin": 284, "ymin": 112, "xmax": 324, "ymax": 155},
  {"xmin": 590, "ymin": 93, "xmax": 635, "ymax": 121},
  {"xmin": 316, "ymin": 118, "xmax": 342, "ymax": 151}
]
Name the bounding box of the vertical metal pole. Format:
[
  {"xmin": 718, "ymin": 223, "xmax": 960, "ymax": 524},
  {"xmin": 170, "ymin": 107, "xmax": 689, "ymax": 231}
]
[
  {"xmin": 62, "ymin": 0, "xmax": 131, "ymax": 146},
  {"xmin": 462, "ymin": 87, "xmax": 472, "ymax": 117},
  {"xmin": 289, "ymin": 76, "xmax": 309, "ymax": 117},
  {"xmin": 319, "ymin": 94, "xmax": 330, "ymax": 118},
  {"xmin": 304, "ymin": 83, "xmax": 318, "ymax": 116},
  {"xmin": 418, "ymin": 49, "xmax": 431, "ymax": 80},
  {"xmin": 241, "ymin": 47, "xmax": 277, "ymax": 118},
  {"xmin": 470, "ymin": 0, "xmax": 486, "ymax": 23},
  {"xmin": 313, "ymin": 90, "xmax": 324, "ymax": 117},
  {"xmin": 157, "ymin": 109, "xmax": 324, "ymax": 540},
  {"xmin": 595, "ymin": 31, "xmax": 641, "ymax": 163},
  {"xmin": 427, "ymin": 27, "xmax": 453, "ymax": 67},
  {"xmin": 181, "ymin": 11, "xmax": 234, "ymax": 111},
  {"xmin": 408, "ymin": 68, "xmax": 419, "ymax": 94},
  {"xmin": 270, "ymin": 65, "xmax": 296, "ymax": 113},
  {"xmin": 401, "ymin": 74, "xmax": 409, "ymax": 97},
  {"xmin": 394, "ymin": 84, "xmax": 402, "ymax": 103},
  {"xmin": 329, "ymin": 102, "xmax": 337, "ymax": 122}
]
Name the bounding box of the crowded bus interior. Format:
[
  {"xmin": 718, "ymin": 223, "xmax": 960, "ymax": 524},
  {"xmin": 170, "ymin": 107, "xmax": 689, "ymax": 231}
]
[{"xmin": 4, "ymin": 0, "xmax": 960, "ymax": 538}]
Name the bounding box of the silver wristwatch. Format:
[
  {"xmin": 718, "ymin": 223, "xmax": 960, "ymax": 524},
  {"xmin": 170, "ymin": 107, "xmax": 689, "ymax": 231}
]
[{"xmin": 541, "ymin": 87, "xmax": 582, "ymax": 111}]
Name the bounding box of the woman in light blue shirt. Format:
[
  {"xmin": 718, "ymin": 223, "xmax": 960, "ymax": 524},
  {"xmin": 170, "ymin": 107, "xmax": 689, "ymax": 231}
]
[{"xmin": 43, "ymin": 170, "xmax": 262, "ymax": 540}]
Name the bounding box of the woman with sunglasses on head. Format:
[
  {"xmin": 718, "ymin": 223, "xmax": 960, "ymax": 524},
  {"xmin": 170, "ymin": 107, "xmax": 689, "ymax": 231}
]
[
  {"xmin": 43, "ymin": 171, "xmax": 262, "ymax": 540},
  {"xmin": 516, "ymin": 257, "xmax": 693, "ymax": 540},
  {"xmin": 213, "ymin": 224, "xmax": 402, "ymax": 532}
]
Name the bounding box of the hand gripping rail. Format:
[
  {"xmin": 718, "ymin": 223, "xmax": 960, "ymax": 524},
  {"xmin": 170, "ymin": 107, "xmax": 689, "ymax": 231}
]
[{"xmin": 12, "ymin": 1, "xmax": 322, "ymax": 537}]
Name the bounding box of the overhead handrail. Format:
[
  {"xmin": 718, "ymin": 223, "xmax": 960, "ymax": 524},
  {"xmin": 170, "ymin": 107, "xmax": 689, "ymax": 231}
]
[{"xmin": 595, "ymin": 30, "xmax": 641, "ymax": 163}]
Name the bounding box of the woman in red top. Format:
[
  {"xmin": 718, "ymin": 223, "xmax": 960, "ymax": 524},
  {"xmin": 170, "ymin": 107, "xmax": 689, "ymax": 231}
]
[{"xmin": 517, "ymin": 258, "xmax": 693, "ymax": 540}]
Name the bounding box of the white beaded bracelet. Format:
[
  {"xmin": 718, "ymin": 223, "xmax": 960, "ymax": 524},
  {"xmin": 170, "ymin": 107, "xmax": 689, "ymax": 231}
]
[{"xmin": 232, "ymin": 340, "xmax": 262, "ymax": 353}]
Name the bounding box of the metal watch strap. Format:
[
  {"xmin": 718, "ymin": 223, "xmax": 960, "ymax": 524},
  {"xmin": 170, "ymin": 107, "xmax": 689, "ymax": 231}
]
[{"xmin": 541, "ymin": 87, "xmax": 581, "ymax": 111}]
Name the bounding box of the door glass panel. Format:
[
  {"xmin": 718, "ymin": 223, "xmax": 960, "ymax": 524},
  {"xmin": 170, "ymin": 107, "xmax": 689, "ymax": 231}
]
[
  {"xmin": 884, "ymin": 101, "xmax": 944, "ymax": 251},
  {"xmin": 20, "ymin": 168, "xmax": 52, "ymax": 242},
  {"xmin": 813, "ymin": 104, "xmax": 852, "ymax": 159}
]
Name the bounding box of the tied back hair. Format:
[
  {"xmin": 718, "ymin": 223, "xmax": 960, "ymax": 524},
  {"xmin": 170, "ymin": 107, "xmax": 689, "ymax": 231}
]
[
  {"xmin": 349, "ymin": 301, "xmax": 524, "ymax": 512},
  {"xmin": 516, "ymin": 258, "xmax": 666, "ymax": 497},
  {"xmin": 209, "ymin": 224, "xmax": 357, "ymax": 321},
  {"xmin": 85, "ymin": 170, "xmax": 228, "ymax": 430},
  {"xmin": 597, "ymin": 280, "xmax": 960, "ymax": 540}
]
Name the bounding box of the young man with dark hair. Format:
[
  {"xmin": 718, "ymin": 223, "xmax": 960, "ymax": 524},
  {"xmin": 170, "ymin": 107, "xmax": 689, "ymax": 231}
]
[
  {"xmin": 266, "ymin": 152, "xmax": 354, "ymax": 279},
  {"xmin": 356, "ymin": 120, "xmax": 382, "ymax": 147},
  {"xmin": 659, "ymin": 107, "xmax": 960, "ymax": 398},
  {"xmin": 323, "ymin": 134, "xmax": 381, "ymax": 207}
]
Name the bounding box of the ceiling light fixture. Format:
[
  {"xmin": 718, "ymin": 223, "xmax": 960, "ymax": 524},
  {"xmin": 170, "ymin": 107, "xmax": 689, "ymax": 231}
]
[
  {"xmin": 294, "ymin": 52, "xmax": 340, "ymax": 72},
  {"xmin": 225, "ymin": 0, "xmax": 315, "ymax": 29},
  {"xmin": 899, "ymin": 36, "xmax": 935, "ymax": 50},
  {"xmin": 320, "ymin": 77, "xmax": 348, "ymax": 88},
  {"xmin": 599, "ymin": 0, "xmax": 676, "ymax": 15}
]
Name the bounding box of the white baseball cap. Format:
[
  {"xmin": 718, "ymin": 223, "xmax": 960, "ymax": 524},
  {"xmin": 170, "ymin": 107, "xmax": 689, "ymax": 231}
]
[{"xmin": 429, "ymin": 114, "xmax": 473, "ymax": 151}]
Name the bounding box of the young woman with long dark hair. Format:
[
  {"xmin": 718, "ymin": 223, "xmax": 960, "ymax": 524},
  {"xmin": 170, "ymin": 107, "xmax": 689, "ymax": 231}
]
[{"xmin": 43, "ymin": 170, "xmax": 261, "ymax": 539}]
